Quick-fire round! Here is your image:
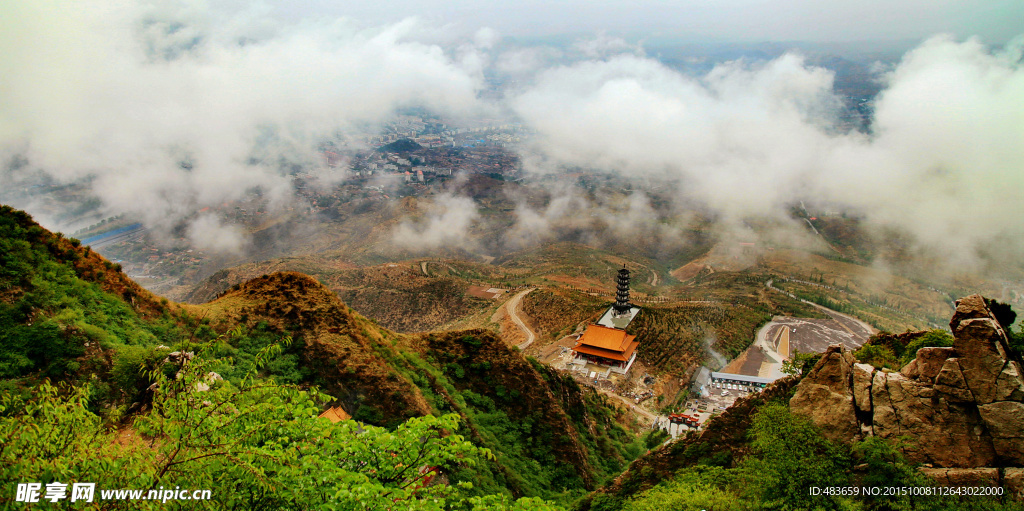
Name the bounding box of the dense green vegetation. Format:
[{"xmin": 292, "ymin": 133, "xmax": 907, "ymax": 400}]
[
  {"xmin": 854, "ymin": 329, "xmax": 954, "ymax": 370},
  {"xmin": 374, "ymin": 333, "xmax": 655, "ymax": 504},
  {"xmin": 0, "ymin": 205, "xmax": 314, "ymax": 410},
  {"xmin": 0, "ymin": 207, "xmax": 164, "ymax": 379},
  {"xmin": 0, "ymin": 340, "xmax": 558, "ymax": 510}
]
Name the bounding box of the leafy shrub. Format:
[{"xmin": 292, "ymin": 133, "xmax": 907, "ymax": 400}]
[
  {"xmin": 0, "ymin": 340, "xmax": 557, "ymax": 510},
  {"xmin": 899, "ymin": 330, "xmax": 954, "ymax": 366},
  {"xmin": 740, "ymin": 403, "xmax": 851, "ymax": 510},
  {"xmin": 855, "ymin": 344, "xmax": 899, "ymax": 370},
  {"xmin": 111, "ymin": 345, "xmax": 167, "ymax": 399}
]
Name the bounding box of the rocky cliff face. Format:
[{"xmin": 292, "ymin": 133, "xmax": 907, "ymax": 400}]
[{"xmin": 790, "ymin": 295, "xmax": 1024, "ymax": 472}]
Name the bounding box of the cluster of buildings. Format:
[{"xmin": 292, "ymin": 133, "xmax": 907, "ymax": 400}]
[
  {"xmin": 570, "ymin": 266, "xmax": 642, "ymax": 380},
  {"xmin": 561, "ymin": 266, "xmax": 787, "ymax": 437},
  {"xmin": 364, "ymin": 117, "xmax": 526, "ymax": 150}
]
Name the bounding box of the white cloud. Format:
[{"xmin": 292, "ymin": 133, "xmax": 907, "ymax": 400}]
[
  {"xmin": 186, "ymin": 212, "xmax": 248, "ymax": 254},
  {"xmin": 510, "ymin": 35, "xmax": 1024, "ymax": 267},
  {"xmin": 0, "ymin": 0, "xmax": 486, "ymax": 248},
  {"xmin": 512, "ymin": 53, "xmax": 838, "ymax": 219},
  {"xmin": 391, "ymin": 193, "xmax": 481, "ymax": 251}
]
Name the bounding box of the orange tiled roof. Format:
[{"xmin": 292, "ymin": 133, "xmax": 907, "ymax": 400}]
[
  {"xmin": 318, "ymin": 406, "xmax": 352, "ymax": 423},
  {"xmin": 572, "ymin": 324, "xmax": 638, "ymax": 362},
  {"xmin": 576, "ymin": 324, "xmax": 634, "ymax": 351},
  {"xmin": 573, "ymin": 338, "xmax": 640, "ymax": 362}
]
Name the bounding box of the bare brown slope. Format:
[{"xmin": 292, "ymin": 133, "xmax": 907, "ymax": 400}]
[
  {"xmin": 200, "ymin": 271, "xmax": 433, "ymax": 422},
  {"xmin": 181, "ymin": 259, "xmax": 494, "ymax": 333}
]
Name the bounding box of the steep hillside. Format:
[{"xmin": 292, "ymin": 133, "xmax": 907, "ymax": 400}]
[
  {"xmin": 188, "ymin": 272, "xmax": 652, "ymax": 501},
  {"xmin": 0, "ymin": 204, "xmax": 195, "ymax": 393},
  {"xmin": 396, "ymin": 330, "xmax": 646, "ymax": 497},
  {"xmin": 577, "ymin": 376, "xmax": 802, "ymax": 511},
  {"xmin": 200, "ymin": 272, "xmax": 435, "ymax": 423},
  {"xmin": 0, "ymin": 205, "xmax": 651, "ymax": 504}
]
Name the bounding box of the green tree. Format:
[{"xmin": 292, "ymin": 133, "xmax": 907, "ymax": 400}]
[
  {"xmin": 1008, "ymin": 320, "xmax": 1024, "ymax": 361},
  {"xmin": 855, "ymin": 344, "xmax": 899, "ymax": 370},
  {"xmin": 0, "ymin": 336, "xmax": 560, "ymax": 510},
  {"xmin": 898, "ymin": 330, "xmax": 954, "ymax": 367},
  {"xmin": 622, "ymin": 466, "xmax": 750, "ymax": 511},
  {"xmin": 781, "ymin": 349, "xmax": 820, "ymax": 377},
  {"xmin": 739, "ymin": 403, "xmax": 852, "ymax": 510}
]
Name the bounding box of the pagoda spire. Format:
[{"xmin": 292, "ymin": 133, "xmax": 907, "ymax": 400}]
[{"xmin": 613, "ymin": 265, "xmax": 631, "ymax": 314}]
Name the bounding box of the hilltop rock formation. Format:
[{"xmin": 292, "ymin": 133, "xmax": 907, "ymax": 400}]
[{"xmin": 790, "ymin": 295, "xmax": 1024, "ymax": 472}]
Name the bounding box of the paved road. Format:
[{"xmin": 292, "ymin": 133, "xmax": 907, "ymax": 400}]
[
  {"xmin": 753, "ymin": 321, "xmax": 787, "ymax": 380},
  {"xmin": 766, "ymin": 279, "xmax": 876, "ymax": 337},
  {"xmin": 507, "ymin": 288, "xmax": 537, "ymax": 350},
  {"xmin": 756, "ymin": 279, "xmax": 876, "ymax": 374}
]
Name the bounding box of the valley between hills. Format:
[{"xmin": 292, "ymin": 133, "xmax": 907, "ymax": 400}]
[{"xmin": 4, "ymin": 200, "xmax": 1024, "ymax": 510}]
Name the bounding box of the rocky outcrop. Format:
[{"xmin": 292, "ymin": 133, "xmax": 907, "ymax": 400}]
[
  {"xmin": 1006, "ymin": 469, "xmax": 1024, "ymax": 501},
  {"xmin": 900, "ymin": 346, "xmax": 953, "ymax": 381},
  {"xmin": 788, "ymin": 346, "xmax": 861, "ymax": 442},
  {"xmin": 870, "ymin": 369, "xmax": 995, "ymax": 467},
  {"xmin": 789, "ymin": 294, "xmax": 1024, "ymax": 472}
]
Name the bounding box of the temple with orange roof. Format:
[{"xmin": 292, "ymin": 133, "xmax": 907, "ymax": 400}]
[{"xmin": 571, "ymin": 266, "xmax": 641, "ymax": 376}]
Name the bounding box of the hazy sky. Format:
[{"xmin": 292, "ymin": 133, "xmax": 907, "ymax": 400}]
[{"xmin": 276, "ymin": 0, "xmax": 1023, "ymax": 43}]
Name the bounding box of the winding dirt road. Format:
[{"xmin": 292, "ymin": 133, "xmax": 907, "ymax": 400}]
[{"xmin": 507, "ymin": 288, "xmax": 537, "ymax": 350}]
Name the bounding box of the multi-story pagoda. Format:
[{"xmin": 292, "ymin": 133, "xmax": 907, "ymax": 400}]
[
  {"xmin": 571, "ymin": 266, "xmax": 642, "ymax": 376},
  {"xmin": 612, "ymin": 265, "xmax": 631, "ymax": 316}
]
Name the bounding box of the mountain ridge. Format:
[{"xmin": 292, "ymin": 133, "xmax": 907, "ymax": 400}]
[{"xmin": 0, "ymin": 204, "xmax": 649, "ymax": 503}]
